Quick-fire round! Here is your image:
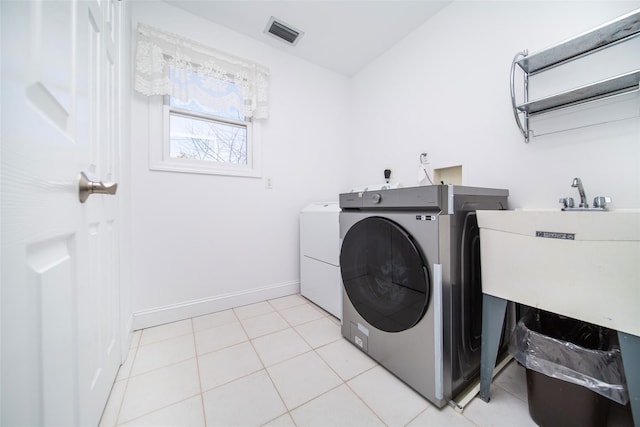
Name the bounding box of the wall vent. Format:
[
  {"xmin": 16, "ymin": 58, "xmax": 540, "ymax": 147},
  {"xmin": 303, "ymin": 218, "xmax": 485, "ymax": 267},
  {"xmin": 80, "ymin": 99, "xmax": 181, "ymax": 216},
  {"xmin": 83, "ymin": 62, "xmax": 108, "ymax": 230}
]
[{"xmin": 265, "ymin": 17, "xmax": 303, "ymax": 46}]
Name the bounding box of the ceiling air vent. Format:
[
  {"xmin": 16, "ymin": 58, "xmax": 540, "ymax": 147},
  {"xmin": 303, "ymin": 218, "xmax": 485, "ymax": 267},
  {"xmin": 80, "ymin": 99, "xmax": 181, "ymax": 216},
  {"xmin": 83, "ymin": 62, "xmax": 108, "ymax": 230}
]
[{"xmin": 265, "ymin": 17, "xmax": 303, "ymax": 46}]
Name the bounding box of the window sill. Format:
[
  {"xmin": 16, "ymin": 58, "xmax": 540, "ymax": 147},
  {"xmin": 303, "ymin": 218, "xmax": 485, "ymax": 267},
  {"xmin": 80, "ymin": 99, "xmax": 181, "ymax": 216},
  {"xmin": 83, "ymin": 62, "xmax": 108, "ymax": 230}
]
[{"xmin": 149, "ymin": 159, "xmax": 261, "ymax": 178}]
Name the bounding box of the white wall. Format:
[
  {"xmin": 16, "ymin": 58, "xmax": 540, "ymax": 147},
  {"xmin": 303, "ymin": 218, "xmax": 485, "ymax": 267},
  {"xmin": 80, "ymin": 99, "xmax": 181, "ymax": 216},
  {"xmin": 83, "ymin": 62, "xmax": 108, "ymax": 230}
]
[
  {"xmin": 349, "ymin": 1, "xmax": 640, "ymax": 209},
  {"xmin": 130, "ymin": 2, "xmax": 350, "ymax": 328},
  {"xmin": 130, "ymin": 1, "xmax": 640, "ymax": 328}
]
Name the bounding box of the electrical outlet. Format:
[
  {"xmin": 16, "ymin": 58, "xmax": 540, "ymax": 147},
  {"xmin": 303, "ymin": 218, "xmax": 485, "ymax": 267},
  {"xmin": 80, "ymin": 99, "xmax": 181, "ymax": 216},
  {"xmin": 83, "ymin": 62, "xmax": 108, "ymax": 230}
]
[{"xmin": 265, "ymin": 176, "xmax": 273, "ymax": 189}]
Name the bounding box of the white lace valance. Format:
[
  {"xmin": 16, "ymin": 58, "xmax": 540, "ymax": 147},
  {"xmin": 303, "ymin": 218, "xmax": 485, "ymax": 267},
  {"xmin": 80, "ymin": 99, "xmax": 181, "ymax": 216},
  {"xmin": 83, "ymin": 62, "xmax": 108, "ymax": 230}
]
[{"xmin": 135, "ymin": 23, "xmax": 269, "ymax": 120}]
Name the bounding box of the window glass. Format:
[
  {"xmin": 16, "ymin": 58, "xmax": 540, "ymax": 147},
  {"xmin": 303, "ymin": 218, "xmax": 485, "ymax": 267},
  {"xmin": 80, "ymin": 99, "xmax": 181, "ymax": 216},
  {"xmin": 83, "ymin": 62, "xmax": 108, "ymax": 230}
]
[{"xmin": 169, "ymin": 113, "xmax": 247, "ymax": 164}]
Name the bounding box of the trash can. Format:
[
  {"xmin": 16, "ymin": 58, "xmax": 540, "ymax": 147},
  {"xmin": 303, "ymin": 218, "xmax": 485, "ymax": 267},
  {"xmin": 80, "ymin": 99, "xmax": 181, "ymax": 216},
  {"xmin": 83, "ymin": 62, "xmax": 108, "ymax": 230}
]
[{"xmin": 511, "ymin": 310, "xmax": 628, "ymax": 427}]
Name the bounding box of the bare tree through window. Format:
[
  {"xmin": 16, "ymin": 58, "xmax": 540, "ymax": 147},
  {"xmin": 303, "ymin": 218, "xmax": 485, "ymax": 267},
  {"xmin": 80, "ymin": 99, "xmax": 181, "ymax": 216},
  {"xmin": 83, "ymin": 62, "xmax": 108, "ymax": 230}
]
[{"xmin": 169, "ymin": 113, "xmax": 247, "ymax": 164}]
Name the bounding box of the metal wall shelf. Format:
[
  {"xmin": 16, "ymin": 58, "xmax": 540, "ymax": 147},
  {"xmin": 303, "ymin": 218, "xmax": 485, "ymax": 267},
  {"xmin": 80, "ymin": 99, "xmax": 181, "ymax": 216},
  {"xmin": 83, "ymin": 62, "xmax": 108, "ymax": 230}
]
[
  {"xmin": 517, "ymin": 70, "xmax": 640, "ymax": 115},
  {"xmin": 517, "ymin": 10, "xmax": 640, "ymax": 74},
  {"xmin": 510, "ymin": 9, "xmax": 640, "ymax": 142}
]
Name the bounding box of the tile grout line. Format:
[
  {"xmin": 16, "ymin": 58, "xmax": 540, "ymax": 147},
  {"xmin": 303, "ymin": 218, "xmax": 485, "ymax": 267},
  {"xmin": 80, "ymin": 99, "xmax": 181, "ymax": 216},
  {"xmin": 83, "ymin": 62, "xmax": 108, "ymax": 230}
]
[
  {"xmin": 115, "ymin": 324, "xmax": 202, "ymax": 425},
  {"xmin": 116, "ymin": 395, "xmax": 203, "ymax": 426},
  {"xmin": 190, "ymin": 317, "xmax": 209, "ymax": 426},
  {"xmin": 282, "ymin": 297, "xmax": 496, "ymax": 427},
  {"xmin": 284, "ymin": 382, "xmax": 348, "ymax": 421},
  {"xmin": 236, "ymin": 308, "xmax": 294, "ymax": 425},
  {"xmin": 108, "ymin": 301, "xmax": 307, "ymax": 425},
  {"xmin": 123, "ymin": 312, "xmax": 253, "ymax": 424},
  {"xmin": 118, "ymin": 317, "xmax": 239, "ymax": 426},
  {"xmin": 137, "ymin": 319, "xmax": 193, "ymax": 347},
  {"xmin": 111, "ymin": 334, "xmax": 141, "ymax": 426},
  {"xmin": 282, "ymin": 303, "xmax": 329, "ymax": 328},
  {"xmin": 233, "ymin": 301, "xmax": 277, "ymax": 322},
  {"xmin": 493, "ymin": 379, "xmax": 528, "ymax": 404},
  {"xmin": 342, "ymin": 375, "xmax": 389, "ymax": 426},
  {"xmin": 124, "ymin": 354, "xmax": 199, "ymax": 380},
  {"xmin": 266, "ymin": 295, "xmax": 308, "ymax": 313},
  {"xmin": 273, "ymin": 299, "xmax": 391, "ymax": 425},
  {"xmin": 403, "ymin": 406, "xmax": 429, "ymax": 427},
  {"xmin": 274, "ymin": 319, "xmax": 385, "ymax": 424},
  {"xmin": 195, "ymin": 320, "xmax": 267, "ymax": 396},
  {"xmin": 277, "ymin": 346, "xmax": 340, "ymax": 411},
  {"xmin": 231, "ymin": 302, "xmax": 291, "ymax": 423},
  {"xmin": 101, "ymin": 372, "xmax": 129, "ymax": 426},
  {"xmin": 243, "ymin": 298, "xmax": 348, "ymax": 425},
  {"xmin": 315, "ymin": 333, "xmax": 441, "ymax": 427},
  {"xmin": 106, "ymin": 296, "xmax": 544, "ymax": 427}
]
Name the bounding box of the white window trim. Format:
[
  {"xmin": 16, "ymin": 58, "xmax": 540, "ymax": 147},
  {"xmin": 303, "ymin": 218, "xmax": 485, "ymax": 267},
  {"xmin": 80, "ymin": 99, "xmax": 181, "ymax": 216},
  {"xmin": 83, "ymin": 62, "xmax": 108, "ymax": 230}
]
[{"xmin": 148, "ymin": 96, "xmax": 262, "ymax": 178}]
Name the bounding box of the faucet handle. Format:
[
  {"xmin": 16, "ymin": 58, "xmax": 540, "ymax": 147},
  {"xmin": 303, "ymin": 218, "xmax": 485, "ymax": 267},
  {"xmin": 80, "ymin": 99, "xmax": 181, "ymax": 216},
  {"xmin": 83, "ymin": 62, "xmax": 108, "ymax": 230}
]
[
  {"xmin": 593, "ymin": 196, "xmax": 611, "ymax": 209},
  {"xmin": 559, "ymin": 197, "xmax": 575, "ymax": 208}
]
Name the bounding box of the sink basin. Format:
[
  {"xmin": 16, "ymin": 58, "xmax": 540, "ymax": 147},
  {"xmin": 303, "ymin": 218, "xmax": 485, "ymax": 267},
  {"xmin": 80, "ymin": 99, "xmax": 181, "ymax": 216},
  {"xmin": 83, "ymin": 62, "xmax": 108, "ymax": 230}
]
[{"xmin": 476, "ymin": 209, "xmax": 640, "ymax": 336}]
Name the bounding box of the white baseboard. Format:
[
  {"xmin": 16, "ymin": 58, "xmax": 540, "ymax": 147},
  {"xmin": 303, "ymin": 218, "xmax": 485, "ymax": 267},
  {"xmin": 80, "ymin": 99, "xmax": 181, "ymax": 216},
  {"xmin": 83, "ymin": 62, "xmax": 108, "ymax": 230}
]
[{"xmin": 132, "ymin": 281, "xmax": 300, "ymax": 331}]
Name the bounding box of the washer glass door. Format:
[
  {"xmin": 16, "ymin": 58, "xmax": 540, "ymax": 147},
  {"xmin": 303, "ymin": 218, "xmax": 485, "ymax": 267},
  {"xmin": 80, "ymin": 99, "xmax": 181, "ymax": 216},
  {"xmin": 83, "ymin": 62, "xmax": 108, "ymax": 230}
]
[{"xmin": 340, "ymin": 217, "xmax": 430, "ymax": 333}]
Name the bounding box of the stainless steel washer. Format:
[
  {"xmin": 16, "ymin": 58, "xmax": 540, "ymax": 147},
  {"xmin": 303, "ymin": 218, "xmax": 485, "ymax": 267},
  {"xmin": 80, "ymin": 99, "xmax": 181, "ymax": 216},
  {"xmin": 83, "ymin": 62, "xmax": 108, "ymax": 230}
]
[{"xmin": 339, "ymin": 185, "xmax": 509, "ymax": 407}]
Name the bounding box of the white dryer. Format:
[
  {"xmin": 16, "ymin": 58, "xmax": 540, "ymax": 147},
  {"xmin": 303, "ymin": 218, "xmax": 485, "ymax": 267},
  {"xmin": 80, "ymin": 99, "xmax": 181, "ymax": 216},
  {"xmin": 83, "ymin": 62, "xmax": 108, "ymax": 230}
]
[{"xmin": 299, "ymin": 202, "xmax": 342, "ymax": 319}]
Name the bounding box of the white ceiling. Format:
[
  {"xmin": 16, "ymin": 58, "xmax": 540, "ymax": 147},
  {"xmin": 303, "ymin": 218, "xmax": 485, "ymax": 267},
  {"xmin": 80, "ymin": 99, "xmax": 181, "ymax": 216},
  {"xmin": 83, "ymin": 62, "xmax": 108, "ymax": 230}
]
[{"xmin": 164, "ymin": 1, "xmax": 453, "ymax": 76}]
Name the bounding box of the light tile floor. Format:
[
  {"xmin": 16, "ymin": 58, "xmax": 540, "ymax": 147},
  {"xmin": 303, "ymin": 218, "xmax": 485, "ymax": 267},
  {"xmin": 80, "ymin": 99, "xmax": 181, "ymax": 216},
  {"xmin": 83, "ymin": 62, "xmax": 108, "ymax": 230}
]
[{"xmin": 99, "ymin": 294, "xmax": 634, "ymax": 426}]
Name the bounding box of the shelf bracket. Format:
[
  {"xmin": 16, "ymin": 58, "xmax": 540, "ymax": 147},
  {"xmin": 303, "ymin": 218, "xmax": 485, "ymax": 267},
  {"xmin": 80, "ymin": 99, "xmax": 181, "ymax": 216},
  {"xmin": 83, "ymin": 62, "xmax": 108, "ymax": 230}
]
[{"xmin": 510, "ymin": 50, "xmax": 529, "ymax": 142}]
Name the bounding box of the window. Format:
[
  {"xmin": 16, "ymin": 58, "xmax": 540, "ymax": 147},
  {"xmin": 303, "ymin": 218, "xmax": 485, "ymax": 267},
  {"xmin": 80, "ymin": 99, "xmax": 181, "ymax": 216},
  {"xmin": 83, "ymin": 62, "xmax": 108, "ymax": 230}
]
[
  {"xmin": 163, "ymin": 106, "xmax": 254, "ymax": 176},
  {"xmin": 160, "ymin": 68, "xmax": 257, "ymax": 176},
  {"xmin": 134, "ymin": 23, "xmax": 269, "ymax": 177}
]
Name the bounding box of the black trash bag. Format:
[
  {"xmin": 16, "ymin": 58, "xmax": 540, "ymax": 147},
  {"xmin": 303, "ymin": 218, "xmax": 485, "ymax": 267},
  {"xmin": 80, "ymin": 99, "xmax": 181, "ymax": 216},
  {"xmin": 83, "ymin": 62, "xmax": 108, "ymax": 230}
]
[{"xmin": 510, "ymin": 310, "xmax": 628, "ymax": 405}]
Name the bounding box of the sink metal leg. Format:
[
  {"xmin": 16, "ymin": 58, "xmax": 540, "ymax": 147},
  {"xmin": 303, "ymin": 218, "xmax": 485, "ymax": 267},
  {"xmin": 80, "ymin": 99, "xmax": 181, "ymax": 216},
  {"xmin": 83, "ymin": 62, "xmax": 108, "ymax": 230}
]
[
  {"xmin": 618, "ymin": 331, "xmax": 640, "ymax": 427},
  {"xmin": 479, "ymin": 294, "xmax": 507, "ymax": 403}
]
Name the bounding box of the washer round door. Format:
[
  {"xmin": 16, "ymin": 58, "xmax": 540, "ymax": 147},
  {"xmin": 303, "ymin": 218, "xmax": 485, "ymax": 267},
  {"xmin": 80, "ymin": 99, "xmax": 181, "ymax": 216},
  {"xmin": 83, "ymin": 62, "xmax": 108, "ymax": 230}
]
[{"xmin": 340, "ymin": 217, "xmax": 431, "ymax": 333}]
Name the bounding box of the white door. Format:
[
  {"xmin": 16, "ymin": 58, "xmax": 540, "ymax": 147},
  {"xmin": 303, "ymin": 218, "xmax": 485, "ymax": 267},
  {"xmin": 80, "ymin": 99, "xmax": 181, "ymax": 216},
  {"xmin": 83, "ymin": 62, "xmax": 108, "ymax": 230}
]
[{"xmin": 1, "ymin": 1, "xmax": 124, "ymax": 425}]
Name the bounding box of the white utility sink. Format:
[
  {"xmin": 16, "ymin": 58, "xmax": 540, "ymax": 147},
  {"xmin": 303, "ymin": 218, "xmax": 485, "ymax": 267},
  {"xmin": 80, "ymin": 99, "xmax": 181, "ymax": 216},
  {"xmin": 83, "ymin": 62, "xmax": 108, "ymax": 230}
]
[{"xmin": 477, "ymin": 209, "xmax": 640, "ymax": 336}]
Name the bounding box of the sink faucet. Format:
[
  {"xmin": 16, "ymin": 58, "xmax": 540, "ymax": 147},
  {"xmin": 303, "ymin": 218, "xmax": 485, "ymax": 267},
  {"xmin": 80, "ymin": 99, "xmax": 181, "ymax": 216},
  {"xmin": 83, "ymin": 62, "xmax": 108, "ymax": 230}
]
[
  {"xmin": 560, "ymin": 178, "xmax": 610, "ymax": 210},
  {"xmin": 571, "ymin": 177, "xmax": 588, "ymax": 208}
]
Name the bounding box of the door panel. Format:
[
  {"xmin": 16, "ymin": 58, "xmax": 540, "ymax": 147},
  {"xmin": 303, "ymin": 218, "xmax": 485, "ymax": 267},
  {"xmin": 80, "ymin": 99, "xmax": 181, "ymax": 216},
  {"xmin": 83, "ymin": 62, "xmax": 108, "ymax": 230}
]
[
  {"xmin": 27, "ymin": 236, "xmax": 77, "ymax": 426},
  {"xmin": 1, "ymin": 0, "xmax": 123, "ymax": 425},
  {"xmin": 26, "ymin": 1, "xmax": 74, "ymax": 130}
]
